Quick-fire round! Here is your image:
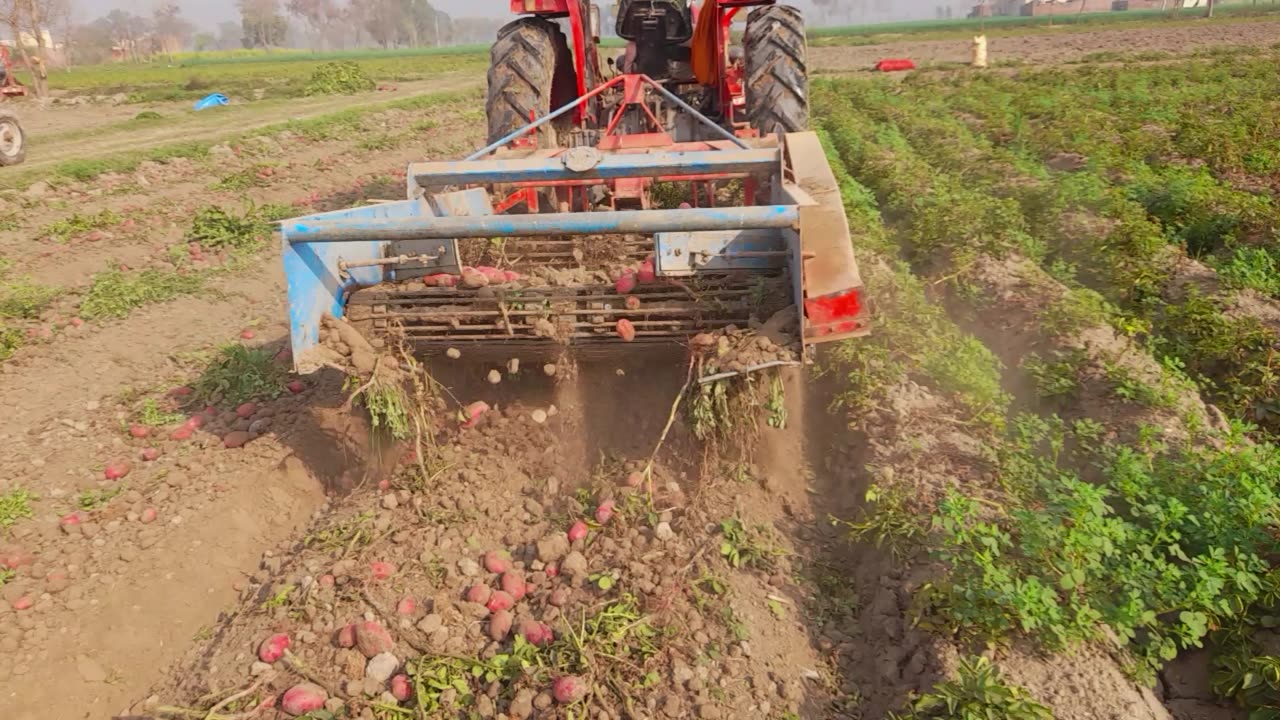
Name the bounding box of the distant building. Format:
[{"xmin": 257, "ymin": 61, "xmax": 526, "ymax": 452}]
[{"xmin": 970, "ymin": 0, "xmax": 1215, "ymax": 17}]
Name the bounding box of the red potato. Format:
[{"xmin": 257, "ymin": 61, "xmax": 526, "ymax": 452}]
[
  {"xmin": 378, "ymin": 479, "xmax": 392, "ymax": 492},
  {"xmin": 69, "ymin": 317, "xmax": 84, "ymax": 327},
  {"xmin": 168, "ymin": 386, "xmax": 193, "ymax": 398},
  {"xmin": 370, "ymin": 561, "xmax": 397, "ymax": 580},
  {"xmin": 615, "ymin": 318, "xmax": 636, "ymax": 342},
  {"xmin": 615, "ymin": 271, "xmax": 638, "ymax": 295},
  {"xmin": 390, "ymin": 674, "xmax": 412, "ymax": 702},
  {"xmin": 104, "ymin": 461, "xmax": 131, "ymax": 481},
  {"xmin": 488, "ymin": 609, "xmax": 513, "ymax": 640},
  {"xmin": 552, "ymin": 676, "xmax": 588, "ymax": 704},
  {"xmin": 567, "ymin": 521, "xmax": 588, "ymax": 543},
  {"xmin": 477, "ymin": 266, "xmax": 507, "ymax": 285},
  {"xmin": 501, "ymin": 571, "xmax": 527, "ymax": 601},
  {"xmin": 355, "ymin": 621, "xmax": 394, "ymax": 657},
  {"xmin": 503, "ymin": 270, "xmax": 521, "ymax": 283},
  {"xmin": 485, "ymin": 590, "xmax": 514, "ymax": 613},
  {"xmin": 281, "ymin": 683, "xmax": 327, "ymax": 716},
  {"xmin": 240, "ymin": 329, "xmax": 256, "ymax": 340},
  {"xmin": 274, "ymin": 348, "xmax": 292, "ymax": 365},
  {"xmin": 595, "ymin": 500, "xmax": 617, "ymax": 525},
  {"xmin": 462, "ymin": 401, "xmax": 490, "ymax": 428},
  {"xmin": 235, "ymin": 402, "xmax": 257, "ymax": 418},
  {"xmin": 545, "ymin": 564, "xmax": 559, "ymax": 578},
  {"xmin": 520, "ymin": 619, "xmax": 554, "ymax": 647},
  {"xmin": 318, "ymin": 574, "xmax": 335, "ymax": 589},
  {"xmin": 129, "ymin": 425, "xmax": 150, "ymax": 439},
  {"xmin": 625, "ymin": 295, "xmax": 641, "ymax": 311},
  {"xmin": 287, "ymin": 380, "xmax": 306, "ymax": 394},
  {"xmin": 140, "ymin": 508, "xmax": 158, "ymax": 524},
  {"xmin": 187, "ymin": 414, "xmax": 207, "ymax": 429},
  {"xmin": 0, "ymin": 545, "xmax": 33, "ymax": 569},
  {"xmin": 258, "ymin": 633, "xmax": 292, "ymax": 663},
  {"xmin": 60, "ymin": 512, "xmax": 83, "ymax": 527},
  {"xmin": 638, "ymin": 257, "xmax": 656, "ymax": 284},
  {"xmin": 423, "ymin": 273, "xmax": 458, "ymax": 288},
  {"xmin": 483, "ymin": 551, "xmax": 511, "ymax": 574},
  {"xmin": 335, "ymin": 624, "xmax": 357, "ymax": 648},
  {"xmin": 396, "ymin": 597, "xmax": 417, "ymax": 616},
  {"xmin": 466, "ymin": 584, "xmax": 492, "ymax": 605},
  {"xmin": 140, "ymin": 447, "xmax": 161, "ymax": 462},
  {"xmin": 11, "ymin": 595, "xmax": 33, "ymax": 611},
  {"xmin": 170, "ymin": 425, "xmax": 194, "ymax": 441},
  {"xmin": 86, "ymin": 230, "xmax": 105, "ymax": 242}
]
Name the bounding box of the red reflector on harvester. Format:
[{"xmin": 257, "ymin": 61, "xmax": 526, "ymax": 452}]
[
  {"xmin": 805, "ymin": 287, "xmax": 867, "ymax": 339},
  {"xmin": 875, "ymin": 58, "xmax": 916, "ymax": 72}
]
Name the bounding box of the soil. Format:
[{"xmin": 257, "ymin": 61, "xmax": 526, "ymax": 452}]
[
  {"xmin": 1, "ymin": 20, "xmax": 1263, "ymax": 720},
  {"xmin": 811, "ymin": 17, "xmax": 1280, "ymax": 72}
]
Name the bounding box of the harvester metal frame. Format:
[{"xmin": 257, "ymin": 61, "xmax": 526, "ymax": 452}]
[{"xmin": 281, "ymin": 72, "xmax": 866, "ymax": 373}]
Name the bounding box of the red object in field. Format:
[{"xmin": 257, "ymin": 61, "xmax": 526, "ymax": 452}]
[{"xmin": 874, "ymin": 58, "xmax": 916, "ymax": 72}]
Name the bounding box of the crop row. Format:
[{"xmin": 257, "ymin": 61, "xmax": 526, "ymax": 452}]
[{"xmin": 814, "ymin": 57, "xmax": 1280, "ymax": 717}]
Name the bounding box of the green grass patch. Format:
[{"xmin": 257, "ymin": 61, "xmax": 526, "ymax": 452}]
[
  {"xmin": 193, "ymin": 344, "xmax": 284, "ymax": 407},
  {"xmin": 892, "ymin": 656, "xmax": 1051, "ymax": 720},
  {"xmin": 0, "ymin": 258, "xmax": 60, "ymax": 321},
  {"xmin": 39, "ymin": 209, "xmax": 122, "ymax": 242},
  {"xmin": 135, "ymin": 397, "xmax": 186, "ymax": 427},
  {"xmin": 305, "ymin": 60, "xmax": 376, "ymax": 96},
  {"xmin": 0, "ymin": 325, "xmax": 20, "ymax": 361},
  {"xmin": 79, "ymin": 269, "xmax": 205, "ymax": 321},
  {"xmin": 0, "ymin": 488, "xmax": 34, "ymax": 527}
]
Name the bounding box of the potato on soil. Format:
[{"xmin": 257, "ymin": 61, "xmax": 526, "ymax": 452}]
[
  {"xmin": 615, "ymin": 271, "xmax": 638, "ymax": 295},
  {"xmin": 483, "ymin": 551, "xmax": 511, "ymax": 574},
  {"xmin": 140, "ymin": 508, "xmax": 158, "ymax": 523},
  {"xmin": 336, "ymin": 624, "xmax": 357, "ymax": 649},
  {"xmin": 258, "ymin": 633, "xmax": 291, "ymax": 663},
  {"xmin": 354, "ymin": 621, "xmax": 394, "ymax": 657},
  {"xmin": 140, "ymin": 447, "xmax": 161, "ymax": 462},
  {"xmin": 287, "ymin": 380, "xmax": 305, "ymax": 394},
  {"xmin": 128, "ymin": 425, "xmax": 150, "ymax": 439},
  {"xmin": 567, "ymin": 520, "xmax": 588, "ymax": 543},
  {"xmin": 594, "ymin": 500, "xmax": 616, "ymax": 524},
  {"xmin": 615, "ymin": 318, "xmax": 636, "ymax": 342},
  {"xmin": 462, "ymin": 401, "xmax": 490, "ymax": 428},
  {"xmin": 520, "ymin": 618, "xmax": 554, "ymax": 646},
  {"xmin": 281, "ymin": 683, "xmax": 328, "ymax": 716},
  {"xmin": 466, "ymin": 584, "xmax": 493, "ymax": 605},
  {"xmin": 370, "ymin": 561, "xmax": 396, "ymax": 580},
  {"xmin": 501, "ymin": 571, "xmax": 527, "ymax": 601},
  {"xmin": 489, "ymin": 609, "xmax": 513, "ymax": 640},
  {"xmin": 104, "ymin": 461, "xmax": 131, "ymax": 480},
  {"xmin": 552, "ymin": 676, "xmax": 588, "ymax": 704},
  {"xmin": 396, "ymin": 597, "xmax": 417, "ymax": 616},
  {"xmin": 390, "ymin": 675, "xmax": 412, "ymax": 702},
  {"xmin": 486, "ymin": 590, "xmax": 514, "ymax": 613}
]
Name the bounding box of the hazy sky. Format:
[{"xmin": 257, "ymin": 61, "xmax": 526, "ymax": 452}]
[{"xmin": 74, "ymin": 0, "xmax": 965, "ymax": 30}]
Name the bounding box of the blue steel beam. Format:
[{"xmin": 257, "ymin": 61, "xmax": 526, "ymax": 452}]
[
  {"xmin": 284, "ymin": 206, "xmax": 800, "ymax": 243},
  {"xmin": 410, "ymin": 149, "xmax": 779, "ymax": 188}
]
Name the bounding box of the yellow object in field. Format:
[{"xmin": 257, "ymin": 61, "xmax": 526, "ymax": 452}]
[
  {"xmin": 692, "ymin": 0, "xmax": 720, "ymax": 86},
  {"xmin": 972, "ymin": 35, "xmax": 988, "ymax": 69}
]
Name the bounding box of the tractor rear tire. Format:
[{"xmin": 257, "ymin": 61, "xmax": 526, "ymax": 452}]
[
  {"xmin": 743, "ymin": 5, "xmax": 809, "ymax": 136},
  {"xmin": 0, "ymin": 110, "xmax": 26, "ymax": 167},
  {"xmin": 486, "ymin": 17, "xmax": 576, "ymax": 149}
]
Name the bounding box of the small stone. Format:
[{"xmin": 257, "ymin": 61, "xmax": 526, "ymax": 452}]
[
  {"xmin": 523, "ymin": 498, "xmax": 543, "ymax": 517},
  {"xmin": 698, "ymin": 704, "xmax": 721, "ymax": 719},
  {"xmin": 476, "ymin": 694, "xmax": 495, "ymax": 718},
  {"xmin": 507, "ymin": 358, "xmax": 520, "ymax": 375},
  {"xmin": 487, "ymin": 370, "xmax": 502, "ymax": 385},
  {"xmin": 533, "ymin": 692, "xmax": 554, "ymax": 710},
  {"xmin": 446, "ymin": 348, "xmax": 461, "ymax": 359},
  {"xmin": 509, "ymin": 688, "xmax": 536, "ymax": 719},
  {"xmin": 365, "ymin": 652, "xmax": 399, "ymax": 684},
  {"xmin": 417, "ymin": 614, "xmax": 443, "ymax": 635},
  {"xmin": 536, "ymin": 533, "xmax": 570, "ymax": 563},
  {"xmin": 543, "ymin": 363, "xmax": 557, "ymax": 377},
  {"xmin": 458, "ymin": 558, "xmax": 481, "ymax": 577},
  {"xmin": 223, "ymin": 431, "xmax": 251, "ymax": 449},
  {"xmin": 382, "ymin": 494, "xmax": 398, "ymax": 511},
  {"xmin": 655, "ymin": 522, "xmax": 675, "ymax": 542},
  {"xmin": 561, "ymin": 551, "xmax": 588, "ymax": 578},
  {"xmin": 251, "ymin": 661, "xmax": 273, "ymax": 676},
  {"xmin": 531, "ymin": 409, "xmax": 548, "ymax": 424},
  {"xmin": 354, "ymin": 621, "xmax": 394, "ymax": 658}
]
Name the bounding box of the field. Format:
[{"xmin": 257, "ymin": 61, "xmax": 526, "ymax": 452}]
[{"xmin": 1, "ymin": 10, "xmax": 1279, "ymax": 720}]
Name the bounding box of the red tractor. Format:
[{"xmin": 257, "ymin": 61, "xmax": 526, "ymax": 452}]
[
  {"xmin": 0, "ymin": 46, "xmax": 28, "ymax": 167},
  {"xmin": 486, "ymin": 0, "xmax": 809, "ymax": 149}
]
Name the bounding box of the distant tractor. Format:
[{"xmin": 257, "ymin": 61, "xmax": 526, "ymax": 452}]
[{"xmin": 0, "ymin": 47, "xmax": 27, "ymax": 167}]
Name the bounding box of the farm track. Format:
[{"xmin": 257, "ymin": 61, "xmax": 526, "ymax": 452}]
[
  {"xmin": 0, "ymin": 92, "xmax": 484, "ymax": 720},
  {"xmin": 2, "ymin": 76, "xmax": 481, "ymax": 183}
]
